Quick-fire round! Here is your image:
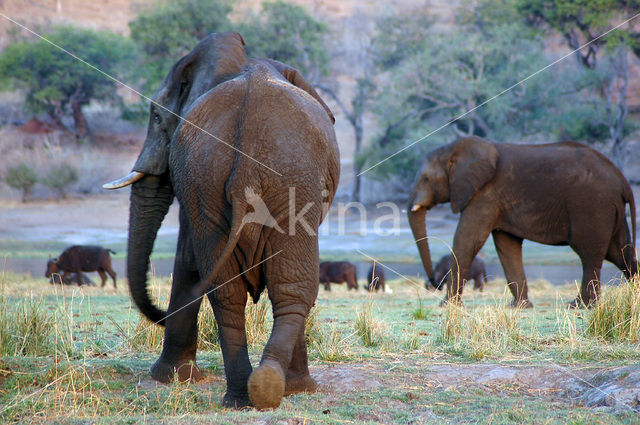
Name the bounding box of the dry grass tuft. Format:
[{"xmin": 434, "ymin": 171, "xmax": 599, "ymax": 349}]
[
  {"xmin": 354, "ymin": 302, "xmax": 389, "ymax": 347},
  {"xmin": 586, "ymin": 275, "xmax": 640, "ymax": 343},
  {"xmin": 440, "ymin": 302, "xmax": 532, "ymax": 359}
]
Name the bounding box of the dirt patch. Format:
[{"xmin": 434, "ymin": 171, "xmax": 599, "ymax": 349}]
[{"xmin": 311, "ymin": 362, "xmax": 640, "ymax": 412}]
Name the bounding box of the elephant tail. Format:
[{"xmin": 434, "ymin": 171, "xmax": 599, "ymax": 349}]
[{"xmin": 190, "ymin": 198, "xmax": 247, "ymax": 298}]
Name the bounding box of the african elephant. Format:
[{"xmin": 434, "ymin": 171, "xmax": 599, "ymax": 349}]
[
  {"xmin": 319, "ymin": 261, "xmax": 358, "ymax": 291},
  {"xmin": 45, "ymin": 245, "xmax": 116, "ymax": 288},
  {"xmin": 408, "ymin": 136, "xmax": 637, "ymax": 308},
  {"xmin": 365, "ymin": 263, "xmax": 385, "ymax": 292},
  {"xmin": 432, "ymin": 254, "xmax": 486, "ymax": 291},
  {"xmin": 103, "ymin": 32, "xmax": 339, "ymax": 410}
]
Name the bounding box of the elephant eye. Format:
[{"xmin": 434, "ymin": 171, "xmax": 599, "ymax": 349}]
[{"xmin": 153, "ymin": 113, "xmax": 161, "ymax": 124}]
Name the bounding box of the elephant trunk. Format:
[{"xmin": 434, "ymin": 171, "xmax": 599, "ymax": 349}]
[
  {"xmin": 408, "ymin": 205, "xmax": 434, "ymax": 285},
  {"xmin": 127, "ymin": 174, "xmax": 174, "ymax": 325}
]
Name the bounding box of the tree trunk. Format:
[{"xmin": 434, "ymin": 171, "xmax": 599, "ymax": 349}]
[
  {"xmin": 608, "ymin": 42, "xmax": 629, "ymax": 171},
  {"xmin": 71, "ymin": 100, "xmax": 90, "ymax": 140}
]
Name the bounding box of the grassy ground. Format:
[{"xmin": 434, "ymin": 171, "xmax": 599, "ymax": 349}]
[{"xmin": 0, "ymin": 270, "xmax": 639, "ymax": 424}]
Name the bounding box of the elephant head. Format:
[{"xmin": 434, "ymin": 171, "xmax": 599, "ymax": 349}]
[
  {"xmin": 103, "ymin": 32, "xmax": 335, "ymax": 325},
  {"xmin": 408, "ymin": 137, "xmax": 498, "ymax": 287},
  {"xmin": 103, "ymin": 32, "xmax": 249, "ymax": 324}
]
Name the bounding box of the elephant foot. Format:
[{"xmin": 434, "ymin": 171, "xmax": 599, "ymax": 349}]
[
  {"xmin": 511, "ymin": 299, "xmax": 534, "ymax": 309},
  {"xmin": 222, "ymin": 392, "xmax": 252, "ymax": 409},
  {"xmin": 248, "ymin": 360, "xmax": 285, "ymax": 410},
  {"xmin": 150, "ymin": 358, "xmax": 203, "ymax": 383},
  {"xmin": 284, "ymin": 374, "xmax": 318, "ymax": 396}
]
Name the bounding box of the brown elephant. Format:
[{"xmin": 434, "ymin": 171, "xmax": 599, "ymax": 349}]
[
  {"xmin": 319, "ymin": 261, "xmax": 358, "ymax": 291},
  {"xmin": 103, "ymin": 32, "xmax": 339, "ymax": 410},
  {"xmin": 432, "ymin": 254, "xmax": 486, "ymax": 291},
  {"xmin": 365, "ymin": 263, "xmax": 385, "ymax": 292},
  {"xmin": 45, "ymin": 245, "xmax": 116, "ymax": 288},
  {"xmin": 408, "ymin": 136, "xmax": 637, "ymax": 308}
]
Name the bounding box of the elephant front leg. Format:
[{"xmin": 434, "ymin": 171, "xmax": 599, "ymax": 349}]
[
  {"xmin": 151, "ymin": 265, "xmax": 203, "ymax": 383},
  {"xmin": 445, "ymin": 216, "xmax": 492, "ymax": 306},
  {"xmin": 284, "ymin": 323, "xmax": 317, "ymax": 396},
  {"xmin": 492, "ymin": 230, "xmax": 533, "ymax": 308},
  {"xmin": 208, "ymin": 286, "xmax": 253, "ymax": 409}
]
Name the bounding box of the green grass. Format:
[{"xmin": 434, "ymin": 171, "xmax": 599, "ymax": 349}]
[{"xmin": 0, "ymin": 271, "xmax": 639, "ymax": 424}]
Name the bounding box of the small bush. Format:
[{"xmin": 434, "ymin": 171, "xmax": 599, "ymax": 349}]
[
  {"xmin": 311, "ymin": 324, "xmax": 351, "ymax": 362},
  {"xmin": 5, "ymin": 163, "xmax": 38, "ymax": 202},
  {"xmin": 411, "ymin": 291, "xmax": 432, "ymax": 320},
  {"xmin": 354, "ymin": 302, "xmax": 388, "ymax": 347},
  {"xmin": 0, "ymin": 293, "xmax": 74, "ymax": 356},
  {"xmin": 439, "ymin": 302, "xmax": 531, "ymax": 359},
  {"xmin": 586, "ymin": 277, "xmax": 640, "ymax": 343},
  {"xmin": 305, "ymin": 305, "xmax": 322, "ymax": 346},
  {"xmin": 42, "ymin": 163, "xmax": 78, "ymax": 199}
]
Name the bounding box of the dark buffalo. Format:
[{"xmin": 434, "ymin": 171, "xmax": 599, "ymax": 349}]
[
  {"xmin": 365, "ymin": 263, "xmax": 386, "ymax": 292},
  {"xmin": 433, "ymin": 254, "xmax": 487, "ymax": 291},
  {"xmin": 319, "ymin": 261, "xmax": 358, "ymax": 291},
  {"xmin": 45, "ymin": 245, "xmax": 117, "ymax": 288}
]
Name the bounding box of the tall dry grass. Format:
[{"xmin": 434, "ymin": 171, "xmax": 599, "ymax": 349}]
[
  {"xmin": 586, "ymin": 276, "xmax": 640, "ymax": 342},
  {"xmin": 439, "ymin": 301, "xmax": 533, "ymax": 359}
]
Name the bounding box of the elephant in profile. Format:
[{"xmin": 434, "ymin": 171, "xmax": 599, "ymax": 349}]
[
  {"xmin": 319, "ymin": 261, "xmax": 358, "ymax": 291},
  {"xmin": 408, "ymin": 136, "xmax": 637, "ymax": 308},
  {"xmin": 103, "ymin": 32, "xmax": 339, "ymax": 409},
  {"xmin": 432, "ymin": 254, "xmax": 486, "ymax": 292}
]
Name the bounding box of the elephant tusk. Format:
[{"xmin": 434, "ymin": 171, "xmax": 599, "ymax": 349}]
[
  {"xmin": 102, "ymin": 171, "xmax": 146, "ymax": 190},
  {"xmin": 411, "ymin": 204, "xmax": 423, "ymax": 212}
]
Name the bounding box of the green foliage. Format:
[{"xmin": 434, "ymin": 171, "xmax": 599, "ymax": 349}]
[
  {"xmin": 6, "ymin": 163, "xmax": 37, "ymax": 202},
  {"xmin": 5, "ymin": 163, "xmax": 38, "ymax": 199},
  {"xmin": 129, "ymin": 0, "xmax": 232, "ymax": 92},
  {"xmin": 0, "ymin": 26, "xmax": 135, "ymax": 133},
  {"xmin": 240, "ymin": 1, "xmax": 330, "ymax": 79},
  {"xmin": 42, "ymin": 163, "xmax": 78, "ymax": 198},
  {"xmin": 362, "ymin": 15, "xmax": 605, "ymax": 184}
]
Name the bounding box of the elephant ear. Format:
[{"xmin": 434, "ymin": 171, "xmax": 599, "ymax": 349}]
[
  {"xmin": 263, "ymin": 58, "xmax": 335, "ymax": 124},
  {"xmin": 448, "ymin": 137, "xmax": 498, "ymax": 213}
]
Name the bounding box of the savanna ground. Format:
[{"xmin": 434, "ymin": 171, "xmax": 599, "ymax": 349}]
[{"xmin": 1, "ymin": 267, "xmax": 639, "ymax": 424}]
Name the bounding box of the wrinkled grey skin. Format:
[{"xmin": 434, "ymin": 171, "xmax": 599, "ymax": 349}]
[
  {"xmin": 105, "ymin": 32, "xmax": 339, "ymax": 410},
  {"xmin": 408, "ymin": 136, "xmax": 637, "ymax": 309},
  {"xmin": 432, "ymin": 254, "xmax": 486, "ymax": 291}
]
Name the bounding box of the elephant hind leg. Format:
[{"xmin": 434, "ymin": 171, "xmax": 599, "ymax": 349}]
[
  {"xmin": 209, "ymin": 285, "xmax": 253, "ymax": 409},
  {"xmin": 251, "ymin": 246, "xmax": 317, "ymax": 409},
  {"xmin": 605, "ymin": 224, "xmax": 638, "ymax": 279},
  {"xmin": 284, "ymin": 323, "xmax": 317, "ymax": 396},
  {"xmin": 570, "ymin": 228, "xmax": 609, "ymax": 308}
]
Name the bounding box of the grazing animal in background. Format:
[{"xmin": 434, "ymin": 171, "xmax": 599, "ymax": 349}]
[
  {"xmin": 49, "ymin": 272, "xmax": 96, "ymax": 286},
  {"xmin": 102, "ymin": 31, "xmax": 339, "ymax": 410},
  {"xmin": 433, "ymin": 254, "xmax": 487, "ymax": 291},
  {"xmin": 365, "ymin": 263, "xmax": 386, "ymax": 292},
  {"xmin": 408, "ymin": 136, "xmax": 637, "ymax": 308},
  {"xmin": 319, "ymin": 261, "xmax": 358, "ymax": 291},
  {"xmin": 45, "ymin": 245, "xmax": 117, "ymax": 288}
]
